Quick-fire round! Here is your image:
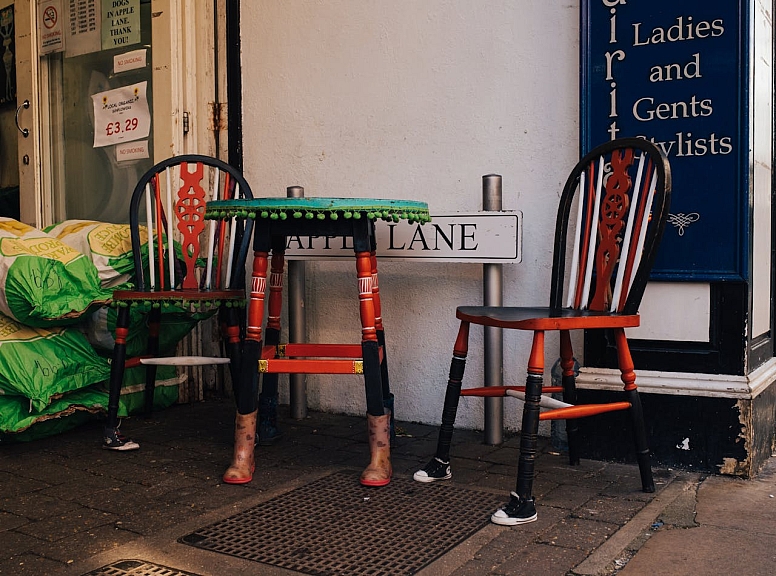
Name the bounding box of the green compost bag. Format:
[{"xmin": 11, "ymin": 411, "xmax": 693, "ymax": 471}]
[
  {"xmin": 44, "ymin": 220, "xmax": 147, "ymax": 288},
  {"xmin": 0, "ymin": 313, "xmax": 111, "ymax": 412},
  {"xmin": 0, "ymin": 385, "xmax": 106, "ymax": 441},
  {"xmin": 0, "ymin": 367, "xmax": 181, "ymax": 442},
  {"xmin": 83, "ymin": 302, "xmax": 214, "ymax": 357},
  {"xmin": 0, "ymin": 218, "xmax": 112, "ymax": 326},
  {"xmin": 45, "ymin": 220, "xmax": 204, "ymax": 291}
]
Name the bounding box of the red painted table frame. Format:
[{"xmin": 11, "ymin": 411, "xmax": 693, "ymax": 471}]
[{"xmin": 244, "ymin": 213, "xmax": 390, "ymax": 417}]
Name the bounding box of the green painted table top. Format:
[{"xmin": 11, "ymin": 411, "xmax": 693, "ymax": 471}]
[{"xmin": 205, "ymin": 197, "xmax": 431, "ymax": 224}]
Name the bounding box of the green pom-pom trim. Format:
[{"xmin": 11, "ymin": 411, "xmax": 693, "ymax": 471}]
[{"xmin": 206, "ymin": 199, "xmax": 430, "ymax": 226}]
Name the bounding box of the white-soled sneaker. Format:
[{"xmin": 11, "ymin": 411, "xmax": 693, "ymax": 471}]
[
  {"xmin": 413, "ymin": 457, "xmax": 452, "ymax": 482},
  {"xmin": 491, "ymin": 492, "xmax": 537, "ymax": 525},
  {"xmin": 102, "ymin": 426, "xmax": 140, "ymax": 451}
]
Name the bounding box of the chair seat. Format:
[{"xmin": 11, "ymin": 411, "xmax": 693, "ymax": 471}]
[
  {"xmin": 113, "ymin": 288, "xmax": 245, "ymax": 302},
  {"xmin": 456, "ymin": 306, "xmax": 640, "ymax": 330}
]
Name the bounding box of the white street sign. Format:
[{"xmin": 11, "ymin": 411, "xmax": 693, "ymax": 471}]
[{"xmin": 284, "ymin": 211, "xmax": 522, "ymax": 263}]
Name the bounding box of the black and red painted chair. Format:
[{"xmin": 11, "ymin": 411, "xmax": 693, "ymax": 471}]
[
  {"xmin": 414, "ymin": 137, "xmax": 671, "ymax": 525},
  {"xmin": 102, "ymin": 155, "xmax": 254, "ymax": 451}
]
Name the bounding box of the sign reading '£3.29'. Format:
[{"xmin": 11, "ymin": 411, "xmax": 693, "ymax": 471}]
[{"xmin": 582, "ymin": 0, "xmax": 746, "ymax": 280}]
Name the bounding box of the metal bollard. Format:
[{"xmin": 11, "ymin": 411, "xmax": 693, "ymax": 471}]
[
  {"xmin": 482, "ymin": 174, "xmax": 504, "ymax": 445},
  {"xmin": 287, "ymin": 186, "xmax": 308, "ymax": 419}
]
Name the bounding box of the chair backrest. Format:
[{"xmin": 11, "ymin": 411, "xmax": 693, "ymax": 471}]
[
  {"xmin": 550, "ymin": 138, "xmax": 671, "ymax": 315},
  {"xmin": 127, "ymin": 154, "xmax": 254, "ymax": 293}
]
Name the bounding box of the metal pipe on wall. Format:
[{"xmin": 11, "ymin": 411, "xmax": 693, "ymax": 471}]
[
  {"xmin": 482, "ymin": 174, "xmax": 504, "ymax": 445},
  {"xmin": 287, "ymin": 185, "xmax": 308, "ymax": 419}
]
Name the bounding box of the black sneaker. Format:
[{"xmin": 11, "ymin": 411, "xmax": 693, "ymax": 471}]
[
  {"xmin": 413, "ymin": 457, "xmax": 452, "ymax": 482},
  {"xmin": 102, "ymin": 426, "xmax": 140, "ymax": 451},
  {"xmin": 491, "ymin": 492, "xmax": 537, "ymax": 525}
]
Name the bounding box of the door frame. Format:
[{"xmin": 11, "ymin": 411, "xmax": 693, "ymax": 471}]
[{"xmin": 13, "ymin": 0, "xmax": 42, "ymax": 227}]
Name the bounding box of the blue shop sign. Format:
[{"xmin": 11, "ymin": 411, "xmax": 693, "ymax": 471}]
[{"xmin": 581, "ymin": 0, "xmax": 748, "ymax": 280}]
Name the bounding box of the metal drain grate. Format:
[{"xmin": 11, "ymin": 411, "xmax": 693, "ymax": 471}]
[
  {"xmin": 180, "ymin": 471, "xmax": 504, "ymax": 575},
  {"xmin": 82, "ymin": 560, "xmax": 203, "ymax": 576}
]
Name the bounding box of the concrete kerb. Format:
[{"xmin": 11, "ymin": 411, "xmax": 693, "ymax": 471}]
[{"xmin": 572, "ymin": 472, "xmax": 702, "ymax": 576}]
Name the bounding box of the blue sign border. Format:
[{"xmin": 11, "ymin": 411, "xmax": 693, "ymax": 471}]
[{"xmin": 581, "ymin": 0, "xmax": 750, "ymax": 281}]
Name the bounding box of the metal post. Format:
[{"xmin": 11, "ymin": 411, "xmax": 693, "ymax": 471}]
[
  {"xmin": 482, "ymin": 174, "xmax": 504, "ymax": 445},
  {"xmin": 287, "ymin": 185, "xmax": 307, "ymax": 419}
]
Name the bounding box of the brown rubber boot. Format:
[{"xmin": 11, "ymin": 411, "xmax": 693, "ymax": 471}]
[
  {"xmin": 360, "ymin": 410, "xmax": 393, "ymax": 487},
  {"xmin": 223, "ymin": 409, "xmax": 257, "ymax": 484}
]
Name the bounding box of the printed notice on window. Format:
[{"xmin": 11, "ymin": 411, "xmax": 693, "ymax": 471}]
[
  {"xmin": 91, "ymin": 81, "xmax": 151, "ymax": 148},
  {"xmin": 39, "ymin": 0, "xmax": 65, "ymax": 55},
  {"xmin": 66, "ymin": 0, "xmax": 100, "ymax": 57},
  {"xmin": 101, "ymin": 0, "xmax": 141, "ymax": 50}
]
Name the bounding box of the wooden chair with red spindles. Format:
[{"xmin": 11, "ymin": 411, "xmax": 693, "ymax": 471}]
[
  {"xmin": 414, "ymin": 137, "xmax": 672, "ymax": 526},
  {"xmin": 102, "ymin": 155, "xmax": 254, "ymax": 458}
]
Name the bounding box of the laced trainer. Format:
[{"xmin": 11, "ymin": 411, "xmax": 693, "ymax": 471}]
[
  {"xmin": 413, "ymin": 457, "xmax": 452, "ymax": 482},
  {"xmin": 491, "ymin": 492, "xmax": 537, "ymax": 525},
  {"xmin": 102, "ymin": 426, "xmax": 140, "ymax": 451}
]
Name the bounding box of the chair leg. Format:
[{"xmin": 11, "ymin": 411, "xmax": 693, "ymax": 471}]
[
  {"xmin": 413, "ymin": 321, "xmax": 470, "ymax": 483},
  {"xmin": 257, "ymin": 249, "xmax": 285, "ymax": 445},
  {"xmin": 560, "ymin": 330, "xmax": 580, "ymax": 466},
  {"xmin": 103, "ymin": 306, "xmax": 139, "ymax": 451},
  {"xmin": 240, "ymin": 247, "xmax": 267, "ymax": 415},
  {"xmin": 355, "ymin": 249, "xmax": 392, "ymax": 486},
  {"xmin": 361, "ymin": 339, "xmax": 391, "ymax": 485},
  {"xmin": 221, "ymin": 307, "xmax": 243, "ymax": 399},
  {"xmin": 627, "ymin": 388, "xmax": 655, "ymax": 493},
  {"xmin": 258, "ymin": 328, "xmax": 283, "ymax": 446},
  {"xmin": 492, "ymin": 330, "xmax": 544, "ymax": 526},
  {"xmin": 371, "ymin": 250, "xmax": 395, "ymax": 446},
  {"xmin": 237, "ymin": 339, "xmax": 261, "ymax": 415},
  {"xmin": 143, "ymin": 306, "xmax": 162, "ymax": 417},
  {"xmin": 614, "ymin": 328, "xmax": 655, "ymax": 493},
  {"xmin": 377, "ymin": 329, "xmax": 396, "ymax": 446}
]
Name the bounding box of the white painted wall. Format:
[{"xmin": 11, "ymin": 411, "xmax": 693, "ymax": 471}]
[
  {"xmin": 751, "ymin": 0, "xmax": 773, "ymax": 340},
  {"xmin": 240, "ymin": 1, "xmax": 582, "ymax": 431}
]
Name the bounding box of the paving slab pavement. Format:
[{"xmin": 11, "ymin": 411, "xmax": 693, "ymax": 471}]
[
  {"xmin": 617, "ymin": 455, "xmax": 776, "ymax": 576},
  {"xmin": 1, "ymin": 397, "xmax": 773, "ymax": 575}
]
